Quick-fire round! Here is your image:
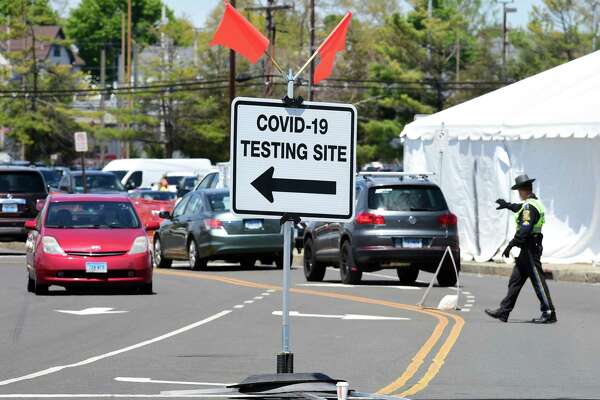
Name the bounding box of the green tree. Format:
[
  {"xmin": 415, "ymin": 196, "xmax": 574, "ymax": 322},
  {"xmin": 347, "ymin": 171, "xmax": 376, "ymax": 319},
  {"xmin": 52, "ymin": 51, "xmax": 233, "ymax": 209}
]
[
  {"xmin": 0, "ymin": 0, "xmax": 59, "ymax": 25},
  {"xmin": 65, "ymin": 0, "xmax": 163, "ymax": 81}
]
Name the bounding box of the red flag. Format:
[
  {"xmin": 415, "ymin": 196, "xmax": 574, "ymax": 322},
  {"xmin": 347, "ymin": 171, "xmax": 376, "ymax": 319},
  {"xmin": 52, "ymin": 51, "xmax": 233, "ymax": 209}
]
[
  {"xmin": 210, "ymin": 2, "xmax": 270, "ymax": 64},
  {"xmin": 313, "ymin": 12, "xmax": 352, "ymax": 84}
]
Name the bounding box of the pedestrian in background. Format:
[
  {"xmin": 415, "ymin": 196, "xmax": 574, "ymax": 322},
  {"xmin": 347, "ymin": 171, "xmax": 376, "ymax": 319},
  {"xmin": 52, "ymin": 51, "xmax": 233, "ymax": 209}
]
[
  {"xmin": 158, "ymin": 176, "xmax": 169, "ymax": 192},
  {"xmin": 485, "ymin": 174, "xmax": 557, "ymax": 324}
]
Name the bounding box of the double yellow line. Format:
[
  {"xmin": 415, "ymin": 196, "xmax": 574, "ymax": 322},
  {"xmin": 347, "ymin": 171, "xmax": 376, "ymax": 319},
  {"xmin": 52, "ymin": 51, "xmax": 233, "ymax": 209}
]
[{"xmin": 157, "ymin": 269, "xmax": 464, "ymax": 397}]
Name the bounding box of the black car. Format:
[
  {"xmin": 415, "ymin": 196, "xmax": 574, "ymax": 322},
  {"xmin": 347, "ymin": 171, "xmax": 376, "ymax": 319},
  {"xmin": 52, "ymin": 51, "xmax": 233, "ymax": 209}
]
[
  {"xmin": 0, "ymin": 167, "xmax": 48, "ymax": 239},
  {"xmin": 36, "ymin": 167, "xmax": 63, "ymax": 190},
  {"xmin": 303, "ymin": 173, "xmax": 460, "ymax": 285},
  {"xmin": 58, "ymin": 170, "xmax": 126, "ymax": 194}
]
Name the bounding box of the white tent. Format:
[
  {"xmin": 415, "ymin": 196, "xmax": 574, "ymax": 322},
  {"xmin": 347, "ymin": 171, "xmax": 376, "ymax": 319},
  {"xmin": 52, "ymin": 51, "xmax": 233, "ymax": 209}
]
[{"xmin": 402, "ymin": 51, "xmax": 600, "ymax": 264}]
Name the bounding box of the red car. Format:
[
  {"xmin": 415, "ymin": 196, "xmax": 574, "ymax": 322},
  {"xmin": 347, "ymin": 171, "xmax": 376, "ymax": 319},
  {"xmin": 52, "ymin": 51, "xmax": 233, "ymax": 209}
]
[
  {"xmin": 24, "ymin": 194, "xmax": 159, "ymax": 295},
  {"xmin": 129, "ymin": 190, "xmax": 177, "ymax": 238}
]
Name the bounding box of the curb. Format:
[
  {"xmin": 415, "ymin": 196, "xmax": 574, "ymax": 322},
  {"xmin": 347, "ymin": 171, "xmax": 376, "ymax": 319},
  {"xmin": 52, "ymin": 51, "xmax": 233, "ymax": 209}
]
[{"xmin": 462, "ymin": 262, "xmax": 600, "ymax": 284}]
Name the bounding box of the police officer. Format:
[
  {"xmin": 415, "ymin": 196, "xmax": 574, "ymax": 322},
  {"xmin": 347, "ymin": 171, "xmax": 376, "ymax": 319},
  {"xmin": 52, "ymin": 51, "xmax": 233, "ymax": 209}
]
[{"xmin": 485, "ymin": 174, "xmax": 557, "ymax": 324}]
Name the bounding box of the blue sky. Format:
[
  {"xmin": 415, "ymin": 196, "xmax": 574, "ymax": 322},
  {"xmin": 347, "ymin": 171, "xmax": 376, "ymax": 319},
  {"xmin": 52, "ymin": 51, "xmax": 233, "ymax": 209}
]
[{"xmin": 60, "ymin": 0, "xmax": 541, "ymax": 28}]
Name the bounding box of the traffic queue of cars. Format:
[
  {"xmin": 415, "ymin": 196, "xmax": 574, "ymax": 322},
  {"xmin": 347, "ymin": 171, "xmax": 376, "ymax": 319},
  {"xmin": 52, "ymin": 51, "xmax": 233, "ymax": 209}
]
[{"xmin": 9, "ymin": 161, "xmax": 459, "ymax": 295}]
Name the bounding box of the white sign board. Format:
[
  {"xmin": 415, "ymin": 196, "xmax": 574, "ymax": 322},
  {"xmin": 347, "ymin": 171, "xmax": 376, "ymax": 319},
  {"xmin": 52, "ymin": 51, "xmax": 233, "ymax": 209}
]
[
  {"xmin": 74, "ymin": 131, "xmax": 88, "ymax": 153},
  {"xmin": 231, "ymin": 97, "xmax": 356, "ymax": 221}
]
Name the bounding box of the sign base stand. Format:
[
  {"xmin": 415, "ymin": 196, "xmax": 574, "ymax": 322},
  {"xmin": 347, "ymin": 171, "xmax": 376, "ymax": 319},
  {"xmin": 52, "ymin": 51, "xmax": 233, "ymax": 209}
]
[
  {"xmin": 276, "ymin": 352, "xmax": 294, "ymax": 373},
  {"xmin": 416, "ymin": 246, "xmax": 461, "ymax": 310}
]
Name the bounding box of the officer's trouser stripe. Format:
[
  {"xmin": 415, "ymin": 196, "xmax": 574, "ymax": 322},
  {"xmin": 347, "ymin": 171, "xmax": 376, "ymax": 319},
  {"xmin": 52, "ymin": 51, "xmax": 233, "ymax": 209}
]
[{"xmin": 528, "ymin": 251, "xmax": 551, "ymax": 311}]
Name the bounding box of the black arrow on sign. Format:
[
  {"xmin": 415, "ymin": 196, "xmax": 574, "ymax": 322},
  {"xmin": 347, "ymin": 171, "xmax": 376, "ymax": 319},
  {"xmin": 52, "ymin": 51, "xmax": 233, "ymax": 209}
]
[{"xmin": 250, "ymin": 167, "xmax": 337, "ymax": 203}]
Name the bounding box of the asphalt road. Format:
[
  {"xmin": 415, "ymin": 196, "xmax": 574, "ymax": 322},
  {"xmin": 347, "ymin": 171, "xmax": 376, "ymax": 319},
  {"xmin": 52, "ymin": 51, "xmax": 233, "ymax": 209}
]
[{"xmin": 0, "ymin": 255, "xmax": 599, "ymax": 399}]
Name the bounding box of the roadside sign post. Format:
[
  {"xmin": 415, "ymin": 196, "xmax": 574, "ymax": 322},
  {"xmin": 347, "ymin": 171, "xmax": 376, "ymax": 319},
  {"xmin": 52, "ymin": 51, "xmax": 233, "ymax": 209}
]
[
  {"xmin": 74, "ymin": 131, "xmax": 88, "ymax": 193},
  {"xmin": 231, "ymin": 71, "xmax": 356, "ymax": 373}
]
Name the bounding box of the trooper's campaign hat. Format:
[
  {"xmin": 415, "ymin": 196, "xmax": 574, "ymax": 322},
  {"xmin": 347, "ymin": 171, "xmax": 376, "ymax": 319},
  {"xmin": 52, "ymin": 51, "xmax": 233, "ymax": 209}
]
[{"xmin": 511, "ymin": 174, "xmax": 536, "ymax": 190}]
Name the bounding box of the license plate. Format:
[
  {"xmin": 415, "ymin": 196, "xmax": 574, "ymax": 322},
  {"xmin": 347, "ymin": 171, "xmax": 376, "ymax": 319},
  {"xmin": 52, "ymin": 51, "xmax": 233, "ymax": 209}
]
[
  {"xmin": 2, "ymin": 204, "xmax": 17, "ymax": 213},
  {"xmin": 85, "ymin": 262, "xmax": 108, "ymax": 273},
  {"xmin": 244, "ymin": 219, "xmax": 263, "ymax": 230},
  {"xmin": 402, "ymin": 238, "xmax": 422, "ymax": 248}
]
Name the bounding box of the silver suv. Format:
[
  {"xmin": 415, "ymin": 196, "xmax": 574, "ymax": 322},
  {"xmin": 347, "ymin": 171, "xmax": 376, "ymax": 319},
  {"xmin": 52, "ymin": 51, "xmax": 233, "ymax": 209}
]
[{"xmin": 302, "ymin": 173, "xmax": 460, "ymax": 285}]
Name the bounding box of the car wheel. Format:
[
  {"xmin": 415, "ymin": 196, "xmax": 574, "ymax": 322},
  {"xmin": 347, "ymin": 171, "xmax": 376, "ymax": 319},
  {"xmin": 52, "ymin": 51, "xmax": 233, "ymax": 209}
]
[
  {"xmin": 34, "ymin": 280, "xmax": 49, "ymax": 295},
  {"xmin": 241, "ymin": 258, "xmax": 256, "ymax": 268},
  {"xmin": 303, "ymin": 239, "xmax": 325, "ymax": 282},
  {"xmin": 397, "ymin": 266, "xmax": 419, "ymax": 284},
  {"xmin": 275, "ymin": 253, "xmax": 293, "ymax": 269},
  {"xmin": 153, "ymin": 237, "xmax": 172, "ymax": 269},
  {"xmin": 139, "ymin": 282, "xmax": 153, "ymax": 295},
  {"xmin": 339, "ymin": 241, "xmax": 362, "ymax": 285},
  {"xmin": 437, "ymin": 267, "xmax": 458, "ymax": 287},
  {"xmin": 27, "ymin": 276, "xmax": 34, "ymax": 293},
  {"xmin": 188, "ymin": 239, "xmax": 207, "ymax": 271}
]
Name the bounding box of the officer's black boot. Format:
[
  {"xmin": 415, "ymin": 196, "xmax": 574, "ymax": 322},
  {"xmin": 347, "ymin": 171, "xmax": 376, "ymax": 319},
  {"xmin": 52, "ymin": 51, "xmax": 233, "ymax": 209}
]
[
  {"xmin": 485, "ymin": 308, "xmax": 509, "ymax": 322},
  {"xmin": 532, "ymin": 310, "xmax": 557, "ymax": 324}
]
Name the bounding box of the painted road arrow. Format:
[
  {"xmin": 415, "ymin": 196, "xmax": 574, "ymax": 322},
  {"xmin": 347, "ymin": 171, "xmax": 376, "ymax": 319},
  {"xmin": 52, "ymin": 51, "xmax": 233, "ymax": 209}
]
[
  {"xmin": 55, "ymin": 307, "xmax": 128, "ymax": 315},
  {"xmin": 251, "ymin": 166, "xmax": 336, "ymax": 203},
  {"xmin": 272, "ymin": 311, "xmax": 409, "ymax": 321}
]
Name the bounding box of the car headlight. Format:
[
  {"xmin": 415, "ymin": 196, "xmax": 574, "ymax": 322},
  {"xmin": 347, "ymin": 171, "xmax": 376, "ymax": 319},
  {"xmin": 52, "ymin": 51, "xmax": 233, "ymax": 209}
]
[
  {"xmin": 129, "ymin": 236, "xmax": 149, "ymax": 254},
  {"xmin": 42, "ymin": 236, "xmax": 66, "ymax": 255}
]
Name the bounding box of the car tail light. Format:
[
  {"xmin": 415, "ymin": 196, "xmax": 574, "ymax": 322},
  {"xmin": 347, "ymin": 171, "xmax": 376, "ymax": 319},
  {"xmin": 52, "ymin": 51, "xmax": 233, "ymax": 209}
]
[
  {"xmin": 204, "ymin": 218, "xmax": 223, "ymax": 229},
  {"xmin": 438, "ymin": 213, "xmax": 457, "ymax": 226},
  {"xmin": 355, "ymin": 212, "xmax": 385, "ymax": 225}
]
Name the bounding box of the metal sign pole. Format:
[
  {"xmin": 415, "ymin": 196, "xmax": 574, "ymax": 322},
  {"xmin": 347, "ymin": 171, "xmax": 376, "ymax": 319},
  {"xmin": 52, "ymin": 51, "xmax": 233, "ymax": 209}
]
[{"xmin": 277, "ymin": 70, "xmax": 296, "ymax": 374}]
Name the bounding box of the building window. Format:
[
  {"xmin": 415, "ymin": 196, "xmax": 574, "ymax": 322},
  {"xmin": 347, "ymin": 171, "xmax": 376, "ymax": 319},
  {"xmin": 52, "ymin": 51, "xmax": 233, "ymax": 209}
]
[{"xmin": 52, "ymin": 45, "xmax": 61, "ymax": 58}]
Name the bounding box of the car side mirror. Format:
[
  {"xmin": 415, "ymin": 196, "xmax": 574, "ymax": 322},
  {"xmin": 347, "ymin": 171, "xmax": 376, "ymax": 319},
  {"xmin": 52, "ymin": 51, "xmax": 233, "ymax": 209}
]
[
  {"xmin": 145, "ymin": 221, "xmax": 161, "ymax": 231},
  {"xmin": 36, "ymin": 199, "xmax": 46, "ymax": 212},
  {"xmin": 126, "ymin": 181, "xmax": 137, "ymax": 190},
  {"xmin": 24, "ymin": 219, "xmax": 37, "ymax": 230},
  {"xmin": 158, "ymin": 211, "xmax": 171, "ymax": 219}
]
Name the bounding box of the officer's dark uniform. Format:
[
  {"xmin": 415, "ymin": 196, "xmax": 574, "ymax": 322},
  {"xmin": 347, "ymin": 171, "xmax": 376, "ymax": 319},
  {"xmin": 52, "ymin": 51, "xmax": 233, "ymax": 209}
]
[{"xmin": 485, "ymin": 175, "xmax": 557, "ymax": 323}]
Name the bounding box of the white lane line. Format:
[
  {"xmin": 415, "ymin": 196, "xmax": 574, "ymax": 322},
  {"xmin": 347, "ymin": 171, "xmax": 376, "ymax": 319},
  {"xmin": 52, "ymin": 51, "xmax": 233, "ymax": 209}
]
[
  {"xmin": 253, "ymin": 296, "xmax": 263, "ymax": 300},
  {"xmin": 0, "ymin": 310, "xmax": 231, "ymax": 387},
  {"xmin": 362, "ymin": 272, "xmax": 397, "ymax": 280},
  {"xmin": 463, "ymin": 291, "xmax": 472, "ymax": 295},
  {"xmin": 266, "ymin": 289, "xmax": 276, "ymax": 293},
  {"xmin": 55, "ymin": 307, "xmax": 128, "ymax": 316},
  {"xmin": 460, "ymin": 309, "xmax": 471, "ymax": 312},
  {"xmin": 272, "ymin": 311, "xmax": 410, "ymax": 321},
  {"xmin": 233, "ymin": 305, "xmax": 244, "ymax": 309},
  {"xmin": 261, "ymin": 292, "xmax": 270, "ymax": 296},
  {"xmin": 467, "ymin": 295, "xmax": 475, "ymax": 299},
  {"xmin": 115, "ymin": 377, "xmax": 233, "ymax": 386},
  {"xmin": 297, "ymin": 283, "xmax": 420, "ymax": 290},
  {"xmin": 463, "ymin": 303, "xmax": 473, "ymax": 308},
  {"xmin": 243, "ymin": 300, "xmax": 254, "ymax": 304}
]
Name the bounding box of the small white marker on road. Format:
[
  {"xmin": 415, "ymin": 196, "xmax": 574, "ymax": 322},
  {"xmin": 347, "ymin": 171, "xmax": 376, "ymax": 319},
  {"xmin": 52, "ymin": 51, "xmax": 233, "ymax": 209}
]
[
  {"xmin": 233, "ymin": 305, "xmax": 244, "ymax": 309},
  {"xmin": 261, "ymin": 292, "xmax": 270, "ymax": 296},
  {"xmin": 254, "ymin": 296, "xmax": 263, "ymax": 300},
  {"xmin": 244, "ymin": 300, "xmax": 254, "ymax": 304}
]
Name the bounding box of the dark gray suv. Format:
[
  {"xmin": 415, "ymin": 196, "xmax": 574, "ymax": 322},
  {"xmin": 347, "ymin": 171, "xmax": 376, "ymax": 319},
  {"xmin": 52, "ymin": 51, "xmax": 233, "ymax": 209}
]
[{"xmin": 302, "ymin": 174, "xmax": 460, "ymax": 285}]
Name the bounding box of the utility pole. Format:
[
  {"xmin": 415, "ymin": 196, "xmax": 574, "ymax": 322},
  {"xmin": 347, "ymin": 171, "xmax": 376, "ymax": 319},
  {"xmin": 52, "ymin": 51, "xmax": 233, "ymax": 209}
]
[
  {"xmin": 100, "ymin": 47, "xmax": 106, "ymax": 164},
  {"xmin": 498, "ymin": 0, "xmax": 516, "ymax": 80},
  {"xmin": 126, "ymin": 0, "xmax": 133, "ymax": 158},
  {"xmin": 308, "ymin": 0, "xmax": 315, "ymax": 100},
  {"xmin": 245, "ymin": 2, "xmax": 293, "ymax": 96},
  {"xmin": 229, "ymin": 0, "xmax": 236, "ymax": 112}
]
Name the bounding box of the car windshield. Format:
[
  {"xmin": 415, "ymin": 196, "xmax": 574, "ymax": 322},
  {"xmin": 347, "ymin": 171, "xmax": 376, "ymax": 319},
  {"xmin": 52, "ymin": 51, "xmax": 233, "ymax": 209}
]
[
  {"xmin": 108, "ymin": 170, "xmax": 128, "ymax": 181},
  {"xmin": 73, "ymin": 174, "xmax": 126, "ymax": 193},
  {"xmin": 0, "ymin": 171, "xmax": 45, "ymax": 193},
  {"xmin": 45, "ymin": 201, "xmax": 140, "ymax": 229},
  {"xmin": 39, "ymin": 169, "xmax": 61, "ymax": 186},
  {"xmin": 368, "ymin": 185, "xmax": 447, "ymax": 211},
  {"xmin": 207, "ymin": 192, "xmax": 231, "ymax": 212},
  {"xmin": 132, "ymin": 191, "xmax": 177, "ymax": 201},
  {"xmin": 183, "ymin": 177, "xmax": 197, "ymax": 188}
]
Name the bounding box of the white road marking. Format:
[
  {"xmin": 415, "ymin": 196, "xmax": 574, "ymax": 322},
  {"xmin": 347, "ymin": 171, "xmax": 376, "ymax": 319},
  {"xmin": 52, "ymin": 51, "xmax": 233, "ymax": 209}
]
[
  {"xmin": 115, "ymin": 377, "xmax": 233, "ymax": 386},
  {"xmin": 233, "ymin": 305, "xmax": 244, "ymax": 309},
  {"xmin": 253, "ymin": 296, "xmax": 263, "ymax": 300},
  {"xmin": 463, "ymin": 303, "xmax": 473, "ymax": 308},
  {"xmin": 460, "ymin": 308, "xmax": 471, "ymax": 312},
  {"xmin": 272, "ymin": 311, "xmax": 409, "ymax": 321},
  {"xmin": 243, "ymin": 300, "xmax": 254, "ymax": 304},
  {"xmin": 0, "ymin": 310, "xmax": 231, "ymax": 387},
  {"xmin": 266, "ymin": 289, "xmax": 276, "ymax": 293},
  {"xmin": 0, "ymin": 395, "xmax": 253, "ymax": 398},
  {"xmin": 297, "ymin": 283, "xmax": 420, "ymax": 290},
  {"xmin": 261, "ymin": 292, "xmax": 270, "ymax": 296},
  {"xmin": 463, "ymin": 291, "xmax": 472, "ymax": 295},
  {"xmin": 55, "ymin": 307, "xmax": 127, "ymax": 316},
  {"xmin": 467, "ymin": 295, "xmax": 475, "ymax": 299}
]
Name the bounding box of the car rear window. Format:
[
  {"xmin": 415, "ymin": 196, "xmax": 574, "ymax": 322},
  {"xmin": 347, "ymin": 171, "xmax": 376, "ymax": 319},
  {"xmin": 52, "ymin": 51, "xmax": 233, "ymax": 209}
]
[
  {"xmin": 0, "ymin": 171, "xmax": 45, "ymax": 193},
  {"xmin": 368, "ymin": 185, "xmax": 447, "ymax": 211},
  {"xmin": 207, "ymin": 193, "xmax": 231, "ymax": 212},
  {"xmin": 131, "ymin": 191, "xmax": 177, "ymax": 201},
  {"xmin": 46, "ymin": 201, "xmax": 140, "ymax": 229},
  {"xmin": 73, "ymin": 174, "xmax": 125, "ymax": 193}
]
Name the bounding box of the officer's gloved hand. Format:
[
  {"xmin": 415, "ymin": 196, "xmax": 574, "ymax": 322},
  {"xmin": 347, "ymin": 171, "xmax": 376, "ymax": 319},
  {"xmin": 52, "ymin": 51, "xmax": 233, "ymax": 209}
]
[
  {"xmin": 496, "ymin": 199, "xmax": 509, "ymax": 210},
  {"xmin": 502, "ymin": 245, "xmax": 513, "ymax": 258}
]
